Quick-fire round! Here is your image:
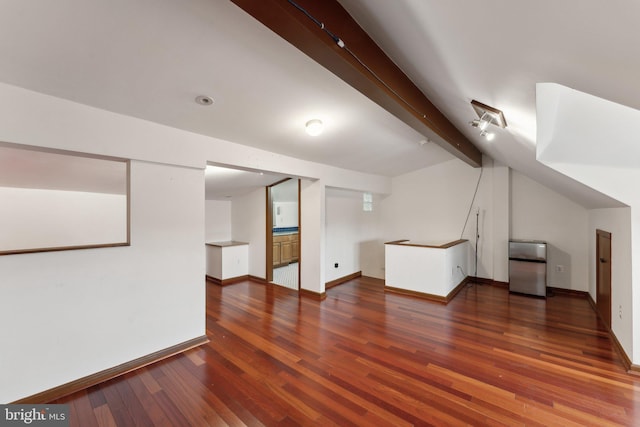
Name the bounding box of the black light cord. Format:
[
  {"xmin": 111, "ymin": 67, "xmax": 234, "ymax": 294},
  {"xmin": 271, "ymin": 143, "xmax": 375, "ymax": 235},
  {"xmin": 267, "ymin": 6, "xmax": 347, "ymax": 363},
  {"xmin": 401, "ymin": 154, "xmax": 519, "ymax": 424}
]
[
  {"xmin": 287, "ymin": 0, "xmax": 342, "ymax": 45},
  {"xmin": 286, "ymin": 0, "xmax": 437, "ymax": 128},
  {"xmin": 460, "ymin": 166, "xmax": 483, "ymax": 240},
  {"xmin": 475, "ymin": 207, "xmax": 479, "ymax": 278}
]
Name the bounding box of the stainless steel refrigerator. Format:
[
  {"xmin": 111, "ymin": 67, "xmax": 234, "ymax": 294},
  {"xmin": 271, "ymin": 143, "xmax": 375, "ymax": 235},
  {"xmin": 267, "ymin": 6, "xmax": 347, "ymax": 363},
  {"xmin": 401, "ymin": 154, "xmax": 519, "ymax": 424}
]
[{"xmin": 509, "ymin": 240, "xmax": 547, "ymax": 297}]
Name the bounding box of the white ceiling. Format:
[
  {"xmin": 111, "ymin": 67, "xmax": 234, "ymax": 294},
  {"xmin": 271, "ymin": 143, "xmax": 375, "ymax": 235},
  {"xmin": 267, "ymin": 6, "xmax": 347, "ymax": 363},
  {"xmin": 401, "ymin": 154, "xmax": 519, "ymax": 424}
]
[
  {"xmin": 205, "ymin": 165, "xmax": 288, "ymax": 200},
  {"xmin": 0, "ymin": 0, "xmax": 634, "ymax": 207}
]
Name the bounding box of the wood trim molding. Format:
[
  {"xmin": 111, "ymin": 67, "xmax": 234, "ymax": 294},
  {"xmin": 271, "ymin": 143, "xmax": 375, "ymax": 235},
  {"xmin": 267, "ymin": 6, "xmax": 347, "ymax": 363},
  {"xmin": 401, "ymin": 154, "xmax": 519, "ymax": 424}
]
[
  {"xmin": 437, "ymin": 240, "xmax": 468, "ymax": 249},
  {"xmin": 469, "ymin": 277, "xmax": 508, "ymax": 288},
  {"xmin": 249, "ymin": 275, "xmax": 269, "ymax": 285},
  {"xmin": 266, "ymin": 186, "xmax": 274, "ymax": 283},
  {"xmin": 610, "ymin": 326, "xmax": 635, "ymax": 374},
  {"xmin": 297, "ymin": 180, "xmax": 302, "ymax": 290},
  {"xmin": 547, "ymin": 286, "xmax": 589, "ymax": 298},
  {"xmin": 384, "ymin": 239, "xmax": 409, "ymax": 245},
  {"xmin": 385, "ymin": 277, "xmax": 470, "ymax": 304},
  {"xmin": 326, "ymin": 271, "xmax": 362, "ymax": 289},
  {"xmin": 0, "ymin": 242, "xmax": 130, "ymax": 256},
  {"xmin": 384, "ymin": 239, "xmax": 468, "ymax": 249},
  {"xmin": 206, "ymin": 275, "xmax": 250, "ymax": 286},
  {"xmin": 446, "ymin": 277, "xmax": 470, "ymax": 301},
  {"xmin": 586, "ymin": 294, "xmax": 639, "ymax": 374},
  {"xmin": 299, "ymin": 288, "xmax": 327, "ymax": 301},
  {"xmin": 125, "ymin": 159, "xmax": 131, "ymax": 245},
  {"xmin": 230, "ymin": 0, "xmax": 481, "ymax": 167},
  {"xmin": 12, "ymin": 335, "xmax": 209, "ymax": 404}
]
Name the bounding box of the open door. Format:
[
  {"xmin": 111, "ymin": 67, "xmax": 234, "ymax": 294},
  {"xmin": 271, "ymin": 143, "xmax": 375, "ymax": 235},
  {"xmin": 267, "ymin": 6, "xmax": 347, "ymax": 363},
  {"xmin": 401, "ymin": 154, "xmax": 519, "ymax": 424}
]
[
  {"xmin": 596, "ymin": 229, "xmax": 612, "ymax": 329},
  {"xmin": 266, "ymin": 178, "xmax": 300, "ymax": 290}
]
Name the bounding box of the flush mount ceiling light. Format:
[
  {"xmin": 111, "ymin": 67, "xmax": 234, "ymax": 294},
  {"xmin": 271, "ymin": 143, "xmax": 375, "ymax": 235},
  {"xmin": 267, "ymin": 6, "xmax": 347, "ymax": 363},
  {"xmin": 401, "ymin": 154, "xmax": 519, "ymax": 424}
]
[
  {"xmin": 305, "ymin": 119, "xmax": 323, "ymax": 136},
  {"xmin": 469, "ymin": 100, "xmax": 506, "ymax": 141}
]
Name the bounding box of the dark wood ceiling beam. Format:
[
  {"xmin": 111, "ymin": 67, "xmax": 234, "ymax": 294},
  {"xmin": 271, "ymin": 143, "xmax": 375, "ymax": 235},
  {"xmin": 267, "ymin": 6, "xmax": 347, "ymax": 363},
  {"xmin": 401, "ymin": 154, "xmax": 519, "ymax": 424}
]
[{"xmin": 230, "ymin": 0, "xmax": 482, "ymax": 167}]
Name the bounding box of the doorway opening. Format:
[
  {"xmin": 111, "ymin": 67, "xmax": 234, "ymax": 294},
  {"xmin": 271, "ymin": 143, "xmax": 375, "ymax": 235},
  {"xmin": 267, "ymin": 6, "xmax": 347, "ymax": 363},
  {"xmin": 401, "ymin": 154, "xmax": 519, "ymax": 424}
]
[
  {"xmin": 596, "ymin": 229, "xmax": 612, "ymax": 329},
  {"xmin": 266, "ymin": 179, "xmax": 301, "ymax": 290}
]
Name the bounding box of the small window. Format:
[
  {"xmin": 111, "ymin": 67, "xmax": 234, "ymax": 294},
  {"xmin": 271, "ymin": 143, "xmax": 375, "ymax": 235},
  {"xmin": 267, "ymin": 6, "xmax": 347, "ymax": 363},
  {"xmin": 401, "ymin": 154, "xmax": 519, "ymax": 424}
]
[{"xmin": 363, "ymin": 192, "xmax": 373, "ymax": 212}]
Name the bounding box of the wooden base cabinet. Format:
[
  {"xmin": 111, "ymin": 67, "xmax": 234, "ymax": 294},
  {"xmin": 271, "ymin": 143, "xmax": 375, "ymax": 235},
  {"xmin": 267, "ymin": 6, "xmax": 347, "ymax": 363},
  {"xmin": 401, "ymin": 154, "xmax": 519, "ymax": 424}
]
[
  {"xmin": 291, "ymin": 235, "xmax": 299, "ymax": 262},
  {"xmin": 273, "ymin": 233, "xmax": 299, "ymax": 267},
  {"xmin": 273, "ymin": 242, "xmax": 281, "ymax": 266}
]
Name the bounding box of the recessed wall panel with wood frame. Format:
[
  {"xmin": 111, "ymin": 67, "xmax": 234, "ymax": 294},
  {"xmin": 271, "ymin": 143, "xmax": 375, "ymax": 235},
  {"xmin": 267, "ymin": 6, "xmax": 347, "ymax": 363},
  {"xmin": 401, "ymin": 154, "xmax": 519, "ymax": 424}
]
[{"xmin": 0, "ymin": 143, "xmax": 130, "ymax": 255}]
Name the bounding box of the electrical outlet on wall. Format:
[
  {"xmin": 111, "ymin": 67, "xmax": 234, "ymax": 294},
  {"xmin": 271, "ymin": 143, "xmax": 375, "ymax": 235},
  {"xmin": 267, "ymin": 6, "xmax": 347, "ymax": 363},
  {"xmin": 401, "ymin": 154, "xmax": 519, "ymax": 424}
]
[
  {"xmin": 556, "ymin": 265, "xmax": 565, "ymax": 273},
  {"xmin": 619, "ymin": 305, "xmax": 623, "ymax": 319}
]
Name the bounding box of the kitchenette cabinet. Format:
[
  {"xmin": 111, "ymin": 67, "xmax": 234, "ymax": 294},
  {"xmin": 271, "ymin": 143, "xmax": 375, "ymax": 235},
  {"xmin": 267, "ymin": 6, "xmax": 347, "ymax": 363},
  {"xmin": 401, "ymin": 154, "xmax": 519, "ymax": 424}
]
[{"xmin": 273, "ymin": 233, "xmax": 298, "ymax": 267}]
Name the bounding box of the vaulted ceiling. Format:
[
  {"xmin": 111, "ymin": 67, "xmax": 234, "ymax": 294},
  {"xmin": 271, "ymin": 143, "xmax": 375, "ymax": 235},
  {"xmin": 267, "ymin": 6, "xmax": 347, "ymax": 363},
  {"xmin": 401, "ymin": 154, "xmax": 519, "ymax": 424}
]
[{"xmin": 0, "ymin": 0, "xmax": 635, "ymax": 207}]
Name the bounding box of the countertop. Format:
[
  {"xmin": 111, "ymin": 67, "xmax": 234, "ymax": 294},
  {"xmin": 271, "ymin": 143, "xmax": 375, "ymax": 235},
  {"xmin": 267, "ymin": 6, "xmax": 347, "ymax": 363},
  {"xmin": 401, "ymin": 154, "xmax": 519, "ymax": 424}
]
[
  {"xmin": 385, "ymin": 239, "xmax": 467, "ymax": 249},
  {"xmin": 206, "ymin": 241, "xmax": 249, "ymax": 247},
  {"xmin": 273, "ymin": 231, "xmax": 299, "ymax": 236}
]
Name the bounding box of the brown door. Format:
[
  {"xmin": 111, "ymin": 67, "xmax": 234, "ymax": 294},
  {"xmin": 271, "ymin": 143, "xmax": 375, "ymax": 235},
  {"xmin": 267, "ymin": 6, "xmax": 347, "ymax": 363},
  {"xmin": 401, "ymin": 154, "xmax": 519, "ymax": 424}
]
[{"xmin": 596, "ymin": 229, "xmax": 612, "ymax": 329}]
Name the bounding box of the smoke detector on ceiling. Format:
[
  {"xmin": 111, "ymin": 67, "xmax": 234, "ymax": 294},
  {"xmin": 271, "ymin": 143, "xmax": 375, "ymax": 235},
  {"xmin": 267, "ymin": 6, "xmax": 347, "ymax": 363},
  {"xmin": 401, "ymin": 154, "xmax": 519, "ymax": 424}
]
[{"xmin": 195, "ymin": 95, "xmax": 214, "ymax": 106}]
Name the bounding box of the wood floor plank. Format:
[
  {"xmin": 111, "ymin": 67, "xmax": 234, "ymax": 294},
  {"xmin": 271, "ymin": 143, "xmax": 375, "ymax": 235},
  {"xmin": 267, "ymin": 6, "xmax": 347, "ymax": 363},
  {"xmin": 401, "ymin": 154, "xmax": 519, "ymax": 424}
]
[
  {"xmin": 149, "ymin": 390, "xmax": 191, "ymax": 426},
  {"xmin": 93, "ymin": 404, "xmax": 117, "ymax": 427},
  {"xmin": 54, "ymin": 278, "xmax": 640, "ymax": 426},
  {"xmin": 63, "ymin": 391, "xmax": 99, "ymax": 427},
  {"xmin": 124, "ymin": 374, "xmax": 173, "ymax": 427}
]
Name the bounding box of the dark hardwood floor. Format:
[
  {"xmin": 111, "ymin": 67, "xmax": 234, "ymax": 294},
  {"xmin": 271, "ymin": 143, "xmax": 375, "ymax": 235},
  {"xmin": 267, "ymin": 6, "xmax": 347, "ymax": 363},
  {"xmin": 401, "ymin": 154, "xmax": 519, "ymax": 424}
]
[{"xmin": 55, "ymin": 277, "xmax": 640, "ymax": 426}]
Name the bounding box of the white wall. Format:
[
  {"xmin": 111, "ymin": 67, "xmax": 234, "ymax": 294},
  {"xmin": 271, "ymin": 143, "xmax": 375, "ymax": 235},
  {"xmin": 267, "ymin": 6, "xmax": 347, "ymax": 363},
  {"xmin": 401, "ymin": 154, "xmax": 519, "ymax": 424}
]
[
  {"xmin": 385, "ymin": 241, "xmax": 468, "ymax": 296},
  {"xmin": 510, "ymin": 170, "xmax": 589, "ymax": 291},
  {"xmin": 231, "ymin": 188, "xmax": 266, "ymax": 280},
  {"xmin": 491, "ymin": 162, "xmax": 510, "ymax": 283},
  {"xmin": 0, "ymin": 161, "xmax": 204, "ymax": 402},
  {"xmin": 205, "ymin": 199, "xmax": 231, "ymax": 243},
  {"xmin": 375, "ymin": 156, "xmax": 504, "ymax": 281},
  {"xmin": 0, "ymin": 84, "xmax": 209, "ymax": 403},
  {"xmin": 300, "ymin": 179, "xmax": 325, "ymax": 293},
  {"xmin": 535, "ymin": 166, "xmax": 639, "ymax": 363},
  {"xmin": 273, "ymin": 202, "xmax": 298, "ymax": 228},
  {"xmin": 0, "ymin": 187, "xmax": 127, "ymax": 251},
  {"xmin": 588, "ymin": 208, "xmax": 633, "ymax": 356},
  {"xmin": 325, "ymin": 188, "xmax": 367, "ymax": 282},
  {"xmin": 536, "ymin": 83, "xmax": 640, "ymax": 363},
  {"xmin": 381, "ymin": 159, "xmax": 479, "ymax": 242},
  {"xmin": 206, "ymin": 244, "xmax": 249, "ymax": 280},
  {"xmin": 324, "ymin": 158, "xmax": 505, "ymax": 284},
  {"xmin": 359, "ymin": 195, "xmax": 385, "ymax": 279}
]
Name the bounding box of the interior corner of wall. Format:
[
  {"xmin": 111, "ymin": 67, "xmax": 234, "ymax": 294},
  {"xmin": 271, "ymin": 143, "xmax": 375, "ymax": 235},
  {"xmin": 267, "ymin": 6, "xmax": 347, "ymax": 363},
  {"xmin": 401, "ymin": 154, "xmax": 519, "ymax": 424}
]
[{"xmin": 535, "ymin": 83, "xmax": 566, "ymax": 160}]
